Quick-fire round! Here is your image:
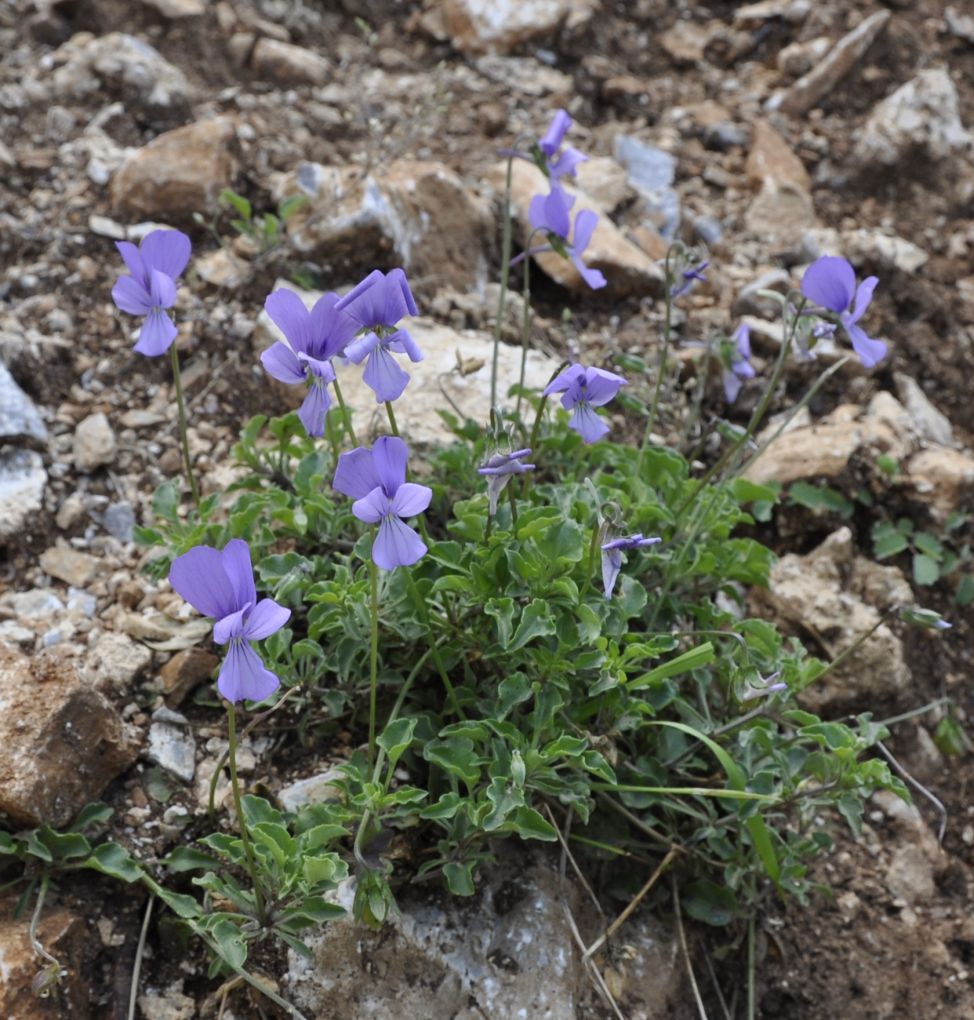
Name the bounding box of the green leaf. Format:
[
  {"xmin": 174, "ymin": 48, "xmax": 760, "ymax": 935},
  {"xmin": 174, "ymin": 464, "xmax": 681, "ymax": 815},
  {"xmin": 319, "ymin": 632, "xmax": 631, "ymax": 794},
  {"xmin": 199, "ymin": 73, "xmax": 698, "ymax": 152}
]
[
  {"xmin": 419, "ymin": 793, "xmax": 463, "ymax": 820},
  {"xmin": 935, "ymin": 715, "xmax": 969, "ymax": 757},
  {"xmin": 957, "ymin": 574, "xmax": 974, "ymax": 607},
  {"xmin": 423, "ymin": 737, "xmax": 483, "ymax": 788},
  {"xmin": 682, "ymin": 880, "xmax": 737, "ymax": 926},
  {"xmin": 211, "ymin": 919, "xmax": 248, "ymax": 969},
  {"xmin": 85, "ymin": 843, "xmax": 143, "ymax": 883},
  {"xmin": 872, "ymin": 522, "xmax": 909, "ymax": 559},
  {"xmin": 629, "ymin": 643, "xmax": 715, "ymax": 689},
  {"xmin": 0, "ymin": 832, "xmax": 17, "ymax": 855},
  {"xmin": 278, "ymin": 194, "xmax": 308, "ymax": 221},
  {"xmin": 484, "ymin": 598, "xmax": 515, "ymax": 649},
  {"xmin": 509, "ymin": 806, "xmax": 558, "ymax": 841},
  {"xmin": 36, "ymin": 827, "xmax": 91, "ymax": 862},
  {"xmin": 219, "ymin": 188, "xmax": 252, "ymax": 221},
  {"xmin": 495, "ymin": 672, "xmax": 533, "ymax": 719},
  {"xmin": 156, "ymin": 888, "xmax": 203, "ymax": 919},
  {"xmin": 443, "ymin": 860, "xmax": 477, "ymax": 896},
  {"xmin": 152, "ymin": 480, "xmax": 181, "ymax": 523},
  {"xmin": 509, "ymin": 600, "xmax": 557, "ymax": 652},
  {"xmin": 377, "ymin": 717, "xmax": 417, "ymax": 771},
  {"xmin": 912, "ymin": 553, "xmax": 940, "ymax": 586},
  {"xmin": 163, "ymin": 847, "xmax": 219, "ymax": 873},
  {"xmin": 70, "ymin": 803, "xmax": 113, "ymax": 832},
  {"xmin": 913, "ymin": 532, "xmax": 944, "ymax": 560}
]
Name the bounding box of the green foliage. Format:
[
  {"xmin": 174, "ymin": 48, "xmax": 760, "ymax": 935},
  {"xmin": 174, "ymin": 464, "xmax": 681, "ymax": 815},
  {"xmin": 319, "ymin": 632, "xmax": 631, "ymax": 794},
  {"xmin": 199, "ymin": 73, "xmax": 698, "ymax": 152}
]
[{"xmin": 135, "ymin": 411, "xmax": 920, "ymax": 926}]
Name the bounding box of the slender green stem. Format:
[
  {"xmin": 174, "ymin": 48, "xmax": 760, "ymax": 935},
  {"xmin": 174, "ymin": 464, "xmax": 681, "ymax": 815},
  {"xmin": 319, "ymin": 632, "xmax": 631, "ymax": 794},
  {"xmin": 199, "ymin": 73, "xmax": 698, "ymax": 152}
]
[
  {"xmin": 369, "ymin": 554, "xmax": 380, "ymax": 776},
  {"xmin": 226, "ymin": 702, "xmax": 266, "ymax": 923},
  {"xmin": 332, "ymin": 376, "xmax": 357, "ymax": 446},
  {"xmin": 514, "ymin": 235, "xmax": 535, "ymax": 423},
  {"xmin": 747, "ymin": 911, "xmax": 757, "ymax": 1020},
  {"xmin": 384, "ymin": 400, "xmax": 400, "ymax": 437},
  {"xmin": 582, "ymin": 522, "xmax": 601, "ymax": 598},
  {"xmin": 506, "ymin": 476, "xmax": 519, "ymax": 527},
  {"xmin": 170, "ymin": 343, "xmax": 200, "ymax": 506},
  {"xmin": 325, "ymin": 410, "xmax": 341, "ymax": 463},
  {"xmin": 29, "ymin": 870, "xmax": 61, "ymax": 984},
  {"xmin": 402, "ymin": 570, "xmax": 464, "ymax": 719},
  {"xmin": 491, "ymin": 156, "xmax": 515, "ymax": 410},
  {"xmin": 127, "ymin": 896, "xmax": 154, "ymax": 1020},
  {"xmin": 641, "ymin": 249, "xmax": 675, "ymax": 465}
]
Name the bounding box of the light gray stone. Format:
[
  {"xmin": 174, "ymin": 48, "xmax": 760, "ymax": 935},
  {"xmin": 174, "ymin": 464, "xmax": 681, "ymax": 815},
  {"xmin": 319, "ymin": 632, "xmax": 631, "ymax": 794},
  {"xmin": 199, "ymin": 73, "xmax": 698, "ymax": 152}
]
[
  {"xmin": 278, "ymin": 768, "xmax": 344, "ymax": 812},
  {"xmin": 0, "ymin": 362, "xmax": 46, "ymax": 443},
  {"xmin": 894, "ymin": 373, "xmax": 953, "ymax": 446},
  {"xmin": 614, "ymin": 136, "xmax": 680, "ymax": 238},
  {"xmin": 442, "ymin": 0, "xmax": 596, "ymax": 54},
  {"xmin": 147, "ymin": 707, "xmax": 196, "ymax": 782},
  {"xmin": 85, "ymin": 631, "xmax": 153, "ymax": 693},
  {"xmin": 73, "ymin": 412, "xmax": 116, "ymax": 472},
  {"xmin": 0, "ymin": 449, "xmax": 46, "ymax": 540}
]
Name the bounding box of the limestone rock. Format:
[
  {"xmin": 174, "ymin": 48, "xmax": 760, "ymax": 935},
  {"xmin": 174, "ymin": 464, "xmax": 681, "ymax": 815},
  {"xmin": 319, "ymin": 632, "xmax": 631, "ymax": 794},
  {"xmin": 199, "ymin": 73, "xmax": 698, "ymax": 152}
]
[
  {"xmin": 614, "ymin": 135, "xmax": 680, "ymax": 238},
  {"xmin": 277, "ymin": 768, "xmax": 344, "ymax": 812},
  {"xmin": 574, "ymin": 156, "xmax": 633, "ymax": 212},
  {"xmin": 499, "ymin": 160, "xmax": 665, "ymax": 298},
  {"xmin": 0, "ymin": 450, "xmax": 47, "ymax": 541},
  {"xmin": 257, "ymin": 283, "xmax": 561, "ymax": 444},
  {"xmin": 745, "ymin": 180, "xmax": 816, "ymax": 247},
  {"xmin": 73, "ymin": 411, "xmax": 116, "ymax": 472},
  {"xmin": 854, "ymin": 69, "xmax": 973, "ymax": 168},
  {"xmin": 777, "ymin": 36, "xmax": 831, "ymax": 78},
  {"xmin": 85, "ymin": 631, "xmax": 153, "ymax": 693},
  {"xmin": 39, "ymin": 542, "xmax": 99, "ymax": 587},
  {"xmin": 766, "ymin": 10, "xmax": 890, "ymax": 117},
  {"xmin": 745, "ymin": 396, "xmax": 913, "ymax": 486},
  {"xmin": 252, "ymin": 38, "xmax": 330, "ymax": 86},
  {"xmin": 147, "ymin": 706, "xmax": 196, "ymax": 782},
  {"xmin": 141, "ymin": 0, "xmax": 206, "ymax": 16},
  {"xmin": 160, "ymin": 647, "xmax": 218, "ymax": 705},
  {"xmin": 0, "ymin": 647, "xmax": 137, "ymax": 826},
  {"xmin": 894, "ymin": 373, "xmax": 952, "ymax": 446},
  {"xmin": 841, "ymin": 228, "xmax": 929, "ymax": 274},
  {"xmin": 286, "ymin": 852, "xmax": 682, "ymax": 1019},
  {"xmin": 0, "ymin": 897, "xmax": 87, "ymax": 1019},
  {"xmin": 751, "ymin": 528, "xmax": 910, "ymax": 710},
  {"xmin": 51, "ymin": 32, "xmax": 193, "ymax": 120},
  {"xmin": 442, "ymin": 0, "xmax": 595, "ymax": 55},
  {"xmin": 905, "ymin": 446, "xmax": 974, "ymax": 521},
  {"xmin": 0, "ymin": 362, "xmax": 47, "ymax": 443},
  {"xmin": 746, "ymin": 119, "xmax": 811, "ymax": 192},
  {"xmin": 109, "ymin": 116, "xmax": 238, "ymax": 221},
  {"xmin": 277, "ymin": 160, "xmax": 492, "ymax": 293}
]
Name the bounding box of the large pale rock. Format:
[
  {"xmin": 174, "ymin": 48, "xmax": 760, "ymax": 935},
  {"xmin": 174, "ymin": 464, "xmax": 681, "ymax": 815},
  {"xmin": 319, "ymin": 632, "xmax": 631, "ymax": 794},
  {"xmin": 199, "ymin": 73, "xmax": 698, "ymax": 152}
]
[
  {"xmin": 746, "ymin": 119, "xmax": 811, "ymax": 192},
  {"xmin": 744, "ymin": 396, "xmax": 913, "ymax": 486},
  {"xmin": 73, "ymin": 411, "xmax": 116, "ymax": 472},
  {"xmin": 0, "ymin": 897, "xmax": 87, "ymax": 1019},
  {"xmin": 442, "ymin": 0, "xmax": 595, "ymax": 54},
  {"xmin": 256, "ymin": 283, "xmax": 560, "ymax": 445},
  {"xmin": 853, "ymin": 69, "xmax": 974, "ymax": 168},
  {"xmin": 39, "ymin": 542, "xmax": 100, "ymax": 587},
  {"xmin": 894, "ymin": 373, "xmax": 952, "ymax": 446},
  {"xmin": 85, "ymin": 631, "xmax": 153, "ymax": 693},
  {"xmin": 497, "ymin": 160, "xmax": 665, "ymax": 298},
  {"xmin": 252, "ymin": 38, "xmax": 330, "ymax": 86},
  {"xmin": 905, "ymin": 446, "xmax": 974, "ymax": 521},
  {"xmin": 0, "ymin": 449, "xmax": 47, "ymax": 541},
  {"xmin": 752, "ymin": 528, "xmax": 911, "ymax": 710},
  {"xmin": 109, "ymin": 116, "xmax": 237, "ymax": 221},
  {"xmin": 51, "ymin": 32, "xmax": 193, "ymax": 119},
  {"xmin": 0, "ymin": 362, "xmax": 47, "ymax": 443},
  {"xmin": 0, "ymin": 647, "xmax": 137, "ymax": 826},
  {"xmin": 286, "ymin": 852, "xmax": 682, "ymax": 1019},
  {"xmin": 766, "ymin": 10, "xmax": 890, "ymax": 116},
  {"xmin": 614, "ymin": 135, "xmax": 680, "ymax": 239},
  {"xmin": 744, "ymin": 179, "xmax": 816, "ymax": 247},
  {"xmin": 277, "ymin": 160, "xmax": 492, "ymax": 293}
]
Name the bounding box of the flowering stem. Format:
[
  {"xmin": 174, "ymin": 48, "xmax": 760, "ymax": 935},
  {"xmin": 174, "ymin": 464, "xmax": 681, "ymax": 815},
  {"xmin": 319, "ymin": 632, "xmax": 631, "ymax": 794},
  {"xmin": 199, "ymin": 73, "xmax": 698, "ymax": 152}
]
[
  {"xmin": 368, "ymin": 554, "xmax": 379, "ymax": 777},
  {"xmin": 170, "ymin": 343, "xmax": 200, "ymax": 507},
  {"xmin": 332, "ymin": 376, "xmax": 357, "ymax": 446},
  {"xmin": 226, "ymin": 702, "xmax": 266, "ymax": 924},
  {"xmin": 490, "ymin": 155, "xmax": 515, "ymax": 411},
  {"xmin": 506, "ymin": 477, "xmax": 519, "ymax": 527},
  {"xmin": 402, "ymin": 570, "xmax": 464, "ymax": 720},
  {"xmin": 384, "ymin": 401, "xmax": 400, "ymax": 437},
  {"xmin": 582, "ymin": 522, "xmax": 601, "ymax": 598},
  {"xmin": 640, "ymin": 248, "xmax": 676, "ymax": 466},
  {"xmin": 514, "ymin": 231, "xmax": 536, "ymax": 423},
  {"xmin": 325, "ymin": 411, "xmax": 342, "ymax": 463}
]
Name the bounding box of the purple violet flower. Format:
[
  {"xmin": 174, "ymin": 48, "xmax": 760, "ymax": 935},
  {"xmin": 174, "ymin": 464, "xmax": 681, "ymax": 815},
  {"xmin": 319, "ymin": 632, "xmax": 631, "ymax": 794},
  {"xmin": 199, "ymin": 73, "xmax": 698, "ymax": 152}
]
[
  {"xmin": 335, "ymin": 269, "xmax": 422, "ymax": 403},
  {"xmin": 168, "ymin": 539, "xmax": 290, "ymax": 704},
  {"xmin": 478, "ymin": 448, "xmax": 535, "ymax": 515},
  {"xmin": 538, "ymin": 109, "xmax": 587, "ymax": 179},
  {"xmin": 260, "ymin": 288, "xmax": 358, "ymax": 437},
  {"xmin": 741, "ymin": 672, "xmax": 788, "ymax": 701},
  {"xmin": 333, "ymin": 436, "xmax": 432, "ymax": 570},
  {"xmin": 800, "ymin": 256, "xmax": 887, "ymax": 368},
  {"xmin": 722, "ymin": 323, "xmax": 756, "ymax": 404},
  {"xmin": 528, "ymin": 186, "xmax": 607, "ymax": 290},
  {"xmin": 111, "ymin": 229, "xmax": 191, "ymax": 356},
  {"xmin": 671, "ymin": 259, "xmax": 709, "ymax": 299},
  {"xmin": 543, "ymin": 363, "xmax": 627, "ymax": 443},
  {"xmin": 601, "ymin": 534, "xmax": 662, "ymax": 599}
]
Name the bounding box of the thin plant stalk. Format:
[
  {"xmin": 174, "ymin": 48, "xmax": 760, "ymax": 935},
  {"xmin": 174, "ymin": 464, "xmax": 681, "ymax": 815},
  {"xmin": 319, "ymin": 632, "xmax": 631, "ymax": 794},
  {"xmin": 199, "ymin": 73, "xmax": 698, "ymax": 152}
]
[
  {"xmin": 640, "ymin": 247, "xmax": 676, "ymax": 465},
  {"xmin": 506, "ymin": 477, "xmax": 519, "ymax": 527},
  {"xmin": 490, "ymin": 155, "xmax": 515, "ymax": 410},
  {"xmin": 28, "ymin": 870, "xmax": 62, "ymax": 994},
  {"xmin": 332, "ymin": 376, "xmax": 357, "ymax": 446},
  {"xmin": 384, "ymin": 400, "xmax": 400, "ymax": 438},
  {"xmin": 127, "ymin": 896, "xmax": 154, "ymax": 1020},
  {"xmin": 514, "ymin": 230, "xmax": 538, "ymax": 423},
  {"xmin": 369, "ymin": 554, "xmax": 380, "ymax": 775},
  {"xmin": 170, "ymin": 343, "xmax": 200, "ymax": 506},
  {"xmin": 226, "ymin": 702, "xmax": 266, "ymax": 923},
  {"xmin": 581, "ymin": 521, "xmax": 601, "ymax": 598},
  {"xmin": 747, "ymin": 912, "xmax": 757, "ymax": 1020},
  {"xmin": 402, "ymin": 570, "xmax": 464, "ymax": 719},
  {"xmin": 325, "ymin": 410, "xmax": 342, "ymax": 463}
]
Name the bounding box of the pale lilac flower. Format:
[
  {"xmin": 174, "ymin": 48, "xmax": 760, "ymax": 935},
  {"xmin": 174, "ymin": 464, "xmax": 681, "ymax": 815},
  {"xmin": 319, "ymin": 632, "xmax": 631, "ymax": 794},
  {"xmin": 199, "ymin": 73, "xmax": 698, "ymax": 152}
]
[
  {"xmin": 336, "ymin": 269, "xmax": 421, "ymax": 403},
  {"xmin": 800, "ymin": 256, "xmax": 887, "ymax": 368},
  {"xmin": 538, "ymin": 109, "xmax": 587, "ymax": 179},
  {"xmin": 168, "ymin": 539, "xmax": 290, "ymax": 704},
  {"xmin": 671, "ymin": 259, "xmax": 709, "ymax": 299},
  {"xmin": 722, "ymin": 323, "xmax": 756, "ymax": 404},
  {"xmin": 544, "ymin": 363, "xmax": 627, "ymax": 443},
  {"xmin": 527, "ymin": 186, "xmax": 606, "ymax": 290},
  {"xmin": 260, "ymin": 288, "xmax": 357, "ymax": 437},
  {"xmin": 111, "ymin": 229, "xmax": 191, "ymax": 356},
  {"xmin": 478, "ymin": 448, "xmax": 535, "ymax": 515},
  {"xmin": 601, "ymin": 534, "xmax": 662, "ymax": 598},
  {"xmin": 741, "ymin": 671, "xmax": 788, "ymax": 701},
  {"xmin": 333, "ymin": 436, "xmax": 431, "ymax": 570}
]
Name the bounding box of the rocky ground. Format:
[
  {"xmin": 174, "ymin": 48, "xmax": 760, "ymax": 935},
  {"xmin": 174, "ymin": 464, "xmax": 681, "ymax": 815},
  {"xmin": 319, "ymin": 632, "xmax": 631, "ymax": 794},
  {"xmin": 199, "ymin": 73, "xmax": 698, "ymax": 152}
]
[{"xmin": 2, "ymin": 0, "xmax": 974, "ymax": 1017}]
